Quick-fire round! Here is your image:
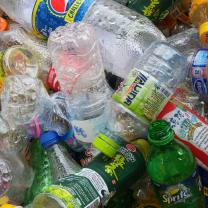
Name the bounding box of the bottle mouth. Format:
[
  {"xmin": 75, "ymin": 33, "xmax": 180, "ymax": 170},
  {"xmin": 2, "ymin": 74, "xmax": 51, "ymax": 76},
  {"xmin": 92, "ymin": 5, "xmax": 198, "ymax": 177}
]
[
  {"xmin": 32, "ymin": 193, "xmax": 67, "ymax": 208},
  {"xmin": 148, "ymin": 120, "xmax": 174, "ymax": 146}
]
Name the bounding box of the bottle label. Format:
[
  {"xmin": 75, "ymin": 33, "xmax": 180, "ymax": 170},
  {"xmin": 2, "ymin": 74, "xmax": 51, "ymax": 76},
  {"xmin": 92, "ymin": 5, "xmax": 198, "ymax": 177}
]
[
  {"xmin": 32, "ymin": 0, "xmax": 95, "ymax": 38},
  {"xmin": 113, "ymin": 69, "xmax": 171, "ymax": 124},
  {"xmin": 192, "ymin": 49, "xmax": 208, "ymax": 95},
  {"xmin": 157, "ymin": 97, "xmax": 208, "ymax": 166},
  {"xmin": 43, "ymin": 168, "xmax": 109, "ymax": 208},
  {"xmin": 72, "ymin": 113, "xmax": 108, "ymax": 144},
  {"xmin": 153, "ymin": 171, "xmax": 201, "ymax": 206}
]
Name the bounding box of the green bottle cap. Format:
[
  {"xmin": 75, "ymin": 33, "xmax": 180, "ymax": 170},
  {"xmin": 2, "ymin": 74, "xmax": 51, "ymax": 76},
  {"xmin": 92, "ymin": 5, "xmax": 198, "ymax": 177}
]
[
  {"xmin": 148, "ymin": 120, "xmax": 174, "ymax": 146},
  {"xmin": 92, "ymin": 133, "xmax": 120, "ymax": 158}
]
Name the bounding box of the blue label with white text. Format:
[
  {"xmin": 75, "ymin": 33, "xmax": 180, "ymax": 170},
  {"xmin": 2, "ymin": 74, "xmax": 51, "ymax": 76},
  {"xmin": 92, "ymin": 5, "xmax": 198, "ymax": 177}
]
[
  {"xmin": 192, "ymin": 49, "xmax": 208, "ymax": 95},
  {"xmin": 32, "ymin": 0, "xmax": 95, "ymax": 38}
]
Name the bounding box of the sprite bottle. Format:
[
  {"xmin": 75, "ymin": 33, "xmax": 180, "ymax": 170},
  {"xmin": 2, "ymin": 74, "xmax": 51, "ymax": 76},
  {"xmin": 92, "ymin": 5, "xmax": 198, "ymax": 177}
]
[{"xmin": 147, "ymin": 120, "xmax": 205, "ymax": 208}]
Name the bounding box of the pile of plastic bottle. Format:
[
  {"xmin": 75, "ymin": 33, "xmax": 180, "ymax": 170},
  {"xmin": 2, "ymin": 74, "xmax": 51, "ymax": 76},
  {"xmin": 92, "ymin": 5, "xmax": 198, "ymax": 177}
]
[{"xmin": 1, "ymin": 0, "xmax": 208, "ymax": 207}]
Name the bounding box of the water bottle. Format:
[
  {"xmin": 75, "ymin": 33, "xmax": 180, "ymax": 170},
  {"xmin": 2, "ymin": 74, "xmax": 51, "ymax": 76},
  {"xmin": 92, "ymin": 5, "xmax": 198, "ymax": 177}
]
[
  {"xmin": 48, "ymin": 23, "xmax": 110, "ymax": 148},
  {"xmin": 113, "ymin": 41, "xmax": 188, "ymax": 124},
  {"xmin": 0, "ymin": 152, "xmax": 34, "ymax": 205},
  {"xmin": 0, "ymin": 0, "xmax": 165, "ymax": 78}
]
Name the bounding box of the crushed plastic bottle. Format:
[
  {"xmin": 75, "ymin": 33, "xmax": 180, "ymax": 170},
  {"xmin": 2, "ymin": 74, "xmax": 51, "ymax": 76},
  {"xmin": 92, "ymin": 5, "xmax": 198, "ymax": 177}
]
[{"xmin": 0, "ymin": 0, "xmax": 165, "ymax": 78}]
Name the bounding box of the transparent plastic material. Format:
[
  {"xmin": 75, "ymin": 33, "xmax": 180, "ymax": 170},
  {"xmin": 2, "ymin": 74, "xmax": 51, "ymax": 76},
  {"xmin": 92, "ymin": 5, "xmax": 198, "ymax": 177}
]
[
  {"xmin": 0, "ymin": 115, "xmax": 28, "ymax": 154},
  {"xmin": 0, "ymin": 0, "xmax": 165, "ymax": 78},
  {"xmin": 107, "ymin": 101, "xmax": 148, "ymax": 142},
  {"xmin": 0, "ymin": 25, "xmax": 51, "ymax": 85},
  {"xmin": 1, "ymin": 75, "xmax": 48, "ymax": 125},
  {"xmin": 0, "ymin": 152, "xmax": 34, "ymax": 205},
  {"xmin": 168, "ymin": 28, "xmax": 202, "ymax": 66}
]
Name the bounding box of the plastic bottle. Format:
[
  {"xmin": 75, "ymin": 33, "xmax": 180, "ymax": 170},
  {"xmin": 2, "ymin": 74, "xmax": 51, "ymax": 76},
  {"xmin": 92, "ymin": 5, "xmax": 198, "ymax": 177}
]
[
  {"xmin": 32, "ymin": 141, "xmax": 146, "ymax": 208},
  {"xmin": 189, "ymin": 0, "xmax": 208, "ymax": 44},
  {"xmin": 147, "ymin": 120, "xmax": 205, "ymax": 208},
  {"xmin": 24, "ymin": 140, "xmax": 53, "ymax": 205},
  {"xmin": 113, "ymin": 41, "xmax": 188, "ymax": 124},
  {"xmin": 48, "ymin": 23, "xmax": 110, "ymax": 148},
  {"xmin": 0, "ymin": 152, "xmax": 34, "ymax": 206},
  {"xmin": 0, "ymin": 25, "xmax": 51, "ymax": 87},
  {"xmin": 40, "ymin": 131, "xmax": 81, "ymax": 181},
  {"xmin": 0, "ymin": 0, "xmax": 165, "ymax": 78}
]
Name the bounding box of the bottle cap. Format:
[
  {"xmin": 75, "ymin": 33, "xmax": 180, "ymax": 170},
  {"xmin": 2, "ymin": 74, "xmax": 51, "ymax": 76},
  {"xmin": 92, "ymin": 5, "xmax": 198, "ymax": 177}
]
[
  {"xmin": 0, "ymin": 205, "xmax": 22, "ymax": 208},
  {"xmin": 199, "ymin": 22, "xmax": 208, "ymax": 44},
  {"xmin": 148, "ymin": 120, "xmax": 174, "ymax": 146},
  {"xmin": 92, "ymin": 133, "xmax": 120, "ymax": 158},
  {"xmin": 131, "ymin": 139, "xmax": 150, "ymax": 161},
  {"xmin": 0, "ymin": 17, "xmax": 8, "ymax": 31},
  {"xmin": 40, "ymin": 131, "xmax": 61, "ymax": 149}
]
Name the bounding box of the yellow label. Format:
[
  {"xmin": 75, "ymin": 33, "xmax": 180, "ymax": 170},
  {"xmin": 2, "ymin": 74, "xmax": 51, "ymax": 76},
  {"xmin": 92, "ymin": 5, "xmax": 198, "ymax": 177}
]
[{"xmin": 65, "ymin": 0, "xmax": 85, "ymax": 23}]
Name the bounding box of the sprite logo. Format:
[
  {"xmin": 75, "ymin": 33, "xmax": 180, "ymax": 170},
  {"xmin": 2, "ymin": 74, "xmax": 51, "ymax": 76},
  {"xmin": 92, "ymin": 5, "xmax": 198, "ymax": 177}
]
[{"xmin": 162, "ymin": 184, "xmax": 191, "ymax": 204}]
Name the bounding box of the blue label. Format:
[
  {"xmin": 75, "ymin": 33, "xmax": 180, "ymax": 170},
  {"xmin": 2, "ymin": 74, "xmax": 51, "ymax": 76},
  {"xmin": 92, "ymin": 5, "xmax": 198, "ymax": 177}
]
[
  {"xmin": 192, "ymin": 49, "xmax": 208, "ymax": 95},
  {"xmin": 32, "ymin": 0, "xmax": 95, "ymax": 38}
]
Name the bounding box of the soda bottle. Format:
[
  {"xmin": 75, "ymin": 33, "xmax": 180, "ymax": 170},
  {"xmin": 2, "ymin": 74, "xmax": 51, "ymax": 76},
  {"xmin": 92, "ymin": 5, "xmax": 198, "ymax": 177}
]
[
  {"xmin": 0, "ymin": 152, "xmax": 34, "ymax": 206},
  {"xmin": 32, "ymin": 140, "xmax": 146, "ymax": 207},
  {"xmin": 0, "ymin": 0, "xmax": 165, "ymax": 79},
  {"xmin": 113, "ymin": 41, "xmax": 188, "ymax": 124},
  {"xmin": 189, "ymin": 0, "xmax": 208, "ymax": 44},
  {"xmin": 147, "ymin": 120, "xmax": 205, "ymax": 208},
  {"xmin": 48, "ymin": 23, "xmax": 110, "ymax": 148}
]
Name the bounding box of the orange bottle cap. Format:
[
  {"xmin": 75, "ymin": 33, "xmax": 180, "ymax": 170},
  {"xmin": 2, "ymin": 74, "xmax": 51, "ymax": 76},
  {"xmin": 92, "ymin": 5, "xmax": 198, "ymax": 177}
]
[
  {"xmin": 0, "ymin": 17, "xmax": 8, "ymax": 31},
  {"xmin": 199, "ymin": 22, "xmax": 208, "ymax": 44}
]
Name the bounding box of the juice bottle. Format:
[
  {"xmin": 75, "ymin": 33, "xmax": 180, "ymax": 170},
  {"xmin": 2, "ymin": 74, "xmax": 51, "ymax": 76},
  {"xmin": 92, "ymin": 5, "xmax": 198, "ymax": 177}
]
[
  {"xmin": 147, "ymin": 120, "xmax": 205, "ymax": 208},
  {"xmin": 190, "ymin": 0, "xmax": 208, "ymax": 44}
]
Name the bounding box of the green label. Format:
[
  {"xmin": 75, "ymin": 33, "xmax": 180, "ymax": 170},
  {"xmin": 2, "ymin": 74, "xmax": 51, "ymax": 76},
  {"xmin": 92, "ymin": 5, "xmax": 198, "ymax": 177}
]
[
  {"xmin": 112, "ymin": 69, "xmax": 171, "ymax": 124},
  {"xmin": 154, "ymin": 171, "xmax": 202, "ymax": 207},
  {"xmin": 128, "ymin": 0, "xmax": 175, "ymax": 22},
  {"xmin": 44, "ymin": 171, "xmax": 103, "ymax": 208}
]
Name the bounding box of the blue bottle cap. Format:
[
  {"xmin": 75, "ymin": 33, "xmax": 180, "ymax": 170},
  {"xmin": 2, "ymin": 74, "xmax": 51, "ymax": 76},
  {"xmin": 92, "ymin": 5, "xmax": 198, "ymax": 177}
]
[{"xmin": 40, "ymin": 131, "xmax": 61, "ymax": 149}]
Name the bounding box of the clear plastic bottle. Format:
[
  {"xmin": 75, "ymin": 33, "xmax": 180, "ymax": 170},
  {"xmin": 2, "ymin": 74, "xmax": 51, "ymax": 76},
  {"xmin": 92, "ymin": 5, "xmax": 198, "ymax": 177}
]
[
  {"xmin": 0, "ymin": 25, "xmax": 51, "ymax": 85},
  {"xmin": 48, "ymin": 23, "xmax": 111, "ymax": 148},
  {"xmin": 0, "ymin": 0, "xmax": 165, "ymax": 78},
  {"xmin": 40, "ymin": 131, "xmax": 81, "ymax": 181},
  {"xmin": 0, "ymin": 152, "xmax": 34, "ymax": 205},
  {"xmin": 113, "ymin": 41, "xmax": 188, "ymax": 124}
]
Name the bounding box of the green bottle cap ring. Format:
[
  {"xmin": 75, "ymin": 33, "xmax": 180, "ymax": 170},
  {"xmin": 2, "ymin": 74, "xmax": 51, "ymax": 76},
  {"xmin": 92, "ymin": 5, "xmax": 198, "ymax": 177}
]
[
  {"xmin": 148, "ymin": 120, "xmax": 174, "ymax": 146},
  {"xmin": 92, "ymin": 133, "xmax": 120, "ymax": 158}
]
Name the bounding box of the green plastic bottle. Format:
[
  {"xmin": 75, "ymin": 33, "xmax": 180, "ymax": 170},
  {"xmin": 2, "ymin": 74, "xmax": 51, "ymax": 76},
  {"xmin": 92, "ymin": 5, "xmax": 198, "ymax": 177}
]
[
  {"xmin": 147, "ymin": 120, "xmax": 205, "ymax": 208},
  {"xmin": 127, "ymin": 0, "xmax": 176, "ymax": 22}
]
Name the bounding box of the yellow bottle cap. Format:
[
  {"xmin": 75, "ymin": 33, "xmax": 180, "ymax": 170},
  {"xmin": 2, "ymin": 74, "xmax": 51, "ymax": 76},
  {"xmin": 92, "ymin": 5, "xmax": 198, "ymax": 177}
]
[
  {"xmin": 199, "ymin": 22, "xmax": 208, "ymax": 44},
  {"xmin": 0, "ymin": 204, "xmax": 19, "ymax": 208},
  {"xmin": 92, "ymin": 133, "xmax": 120, "ymax": 158},
  {"xmin": 0, "ymin": 196, "xmax": 9, "ymax": 206},
  {"xmin": 131, "ymin": 139, "xmax": 150, "ymax": 161}
]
